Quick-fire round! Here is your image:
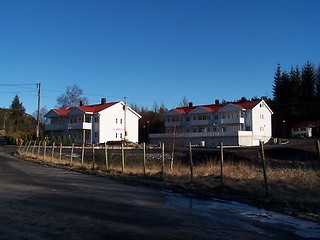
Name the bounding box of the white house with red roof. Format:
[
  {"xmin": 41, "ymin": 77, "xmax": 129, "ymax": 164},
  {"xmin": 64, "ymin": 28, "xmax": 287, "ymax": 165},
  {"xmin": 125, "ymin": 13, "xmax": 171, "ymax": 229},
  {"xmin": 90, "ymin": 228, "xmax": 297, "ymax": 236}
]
[
  {"xmin": 291, "ymin": 121, "xmax": 320, "ymax": 138},
  {"xmin": 149, "ymin": 99, "xmax": 273, "ymax": 147},
  {"xmin": 45, "ymin": 98, "xmax": 141, "ymax": 144}
]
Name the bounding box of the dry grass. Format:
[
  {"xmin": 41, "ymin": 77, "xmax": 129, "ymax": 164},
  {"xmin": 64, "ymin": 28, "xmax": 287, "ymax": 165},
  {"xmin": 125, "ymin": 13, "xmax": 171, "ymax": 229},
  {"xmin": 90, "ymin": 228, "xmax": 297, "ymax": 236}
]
[{"xmin": 18, "ymin": 146, "xmax": 320, "ymax": 219}]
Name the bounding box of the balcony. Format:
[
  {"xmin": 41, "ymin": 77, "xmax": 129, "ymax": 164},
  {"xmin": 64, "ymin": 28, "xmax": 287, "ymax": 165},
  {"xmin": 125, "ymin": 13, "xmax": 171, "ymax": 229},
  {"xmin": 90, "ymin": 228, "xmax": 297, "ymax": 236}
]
[
  {"xmin": 45, "ymin": 124, "xmax": 67, "ymax": 131},
  {"xmin": 221, "ymin": 117, "xmax": 244, "ymax": 124},
  {"xmin": 149, "ymin": 131, "xmax": 252, "ymax": 139},
  {"xmin": 45, "ymin": 122, "xmax": 92, "ymax": 131},
  {"xmin": 191, "ymin": 119, "xmax": 211, "ymax": 126},
  {"xmin": 67, "ymin": 122, "xmax": 92, "ymax": 130},
  {"xmin": 165, "ymin": 121, "xmax": 183, "ymax": 127}
]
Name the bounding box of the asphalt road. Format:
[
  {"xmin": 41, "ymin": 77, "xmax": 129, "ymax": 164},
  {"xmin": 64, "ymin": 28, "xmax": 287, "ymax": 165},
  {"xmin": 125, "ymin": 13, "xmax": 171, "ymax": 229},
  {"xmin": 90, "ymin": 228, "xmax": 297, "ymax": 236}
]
[{"xmin": 0, "ymin": 147, "xmax": 319, "ymax": 240}]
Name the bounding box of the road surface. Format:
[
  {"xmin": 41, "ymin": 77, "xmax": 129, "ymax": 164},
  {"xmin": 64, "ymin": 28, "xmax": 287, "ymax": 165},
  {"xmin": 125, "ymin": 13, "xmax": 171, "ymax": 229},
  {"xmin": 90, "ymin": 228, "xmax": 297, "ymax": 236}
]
[{"xmin": 0, "ymin": 147, "xmax": 319, "ymax": 239}]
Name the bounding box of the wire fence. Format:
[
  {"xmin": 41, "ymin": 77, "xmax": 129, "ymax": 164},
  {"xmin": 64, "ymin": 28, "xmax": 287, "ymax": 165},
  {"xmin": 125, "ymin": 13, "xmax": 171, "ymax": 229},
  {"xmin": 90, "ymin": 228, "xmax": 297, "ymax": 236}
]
[{"xmin": 17, "ymin": 139, "xmax": 320, "ymax": 200}]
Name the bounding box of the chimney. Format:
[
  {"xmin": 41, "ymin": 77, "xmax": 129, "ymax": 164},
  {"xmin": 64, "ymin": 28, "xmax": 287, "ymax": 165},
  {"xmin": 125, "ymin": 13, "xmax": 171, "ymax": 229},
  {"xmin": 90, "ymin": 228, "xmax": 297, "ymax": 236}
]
[
  {"xmin": 188, "ymin": 102, "xmax": 193, "ymax": 107},
  {"xmin": 101, "ymin": 98, "xmax": 107, "ymax": 105},
  {"xmin": 80, "ymin": 101, "xmax": 84, "ymax": 106},
  {"xmin": 215, "ymin": 99, "xmax": 219, "ymax": 105}
]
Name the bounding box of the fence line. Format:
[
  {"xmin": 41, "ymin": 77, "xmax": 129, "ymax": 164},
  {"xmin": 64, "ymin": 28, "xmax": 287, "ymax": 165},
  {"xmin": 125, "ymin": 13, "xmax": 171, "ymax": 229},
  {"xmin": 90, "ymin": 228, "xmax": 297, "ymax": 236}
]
[{"xmin": 16, "ymin": 140, "xmax": 319, "ymax": 199}]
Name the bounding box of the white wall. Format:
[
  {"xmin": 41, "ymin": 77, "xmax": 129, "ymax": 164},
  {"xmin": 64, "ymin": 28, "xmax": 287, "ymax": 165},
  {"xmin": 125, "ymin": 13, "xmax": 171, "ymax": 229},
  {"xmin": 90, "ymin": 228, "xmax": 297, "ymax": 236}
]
[
  {"xmin": 98, "ymin": 102, "xmax": 140, "ymax": 143},
  {"xmin": 251, "ymin": 100, "xmax": 272, "ymax": 143}
]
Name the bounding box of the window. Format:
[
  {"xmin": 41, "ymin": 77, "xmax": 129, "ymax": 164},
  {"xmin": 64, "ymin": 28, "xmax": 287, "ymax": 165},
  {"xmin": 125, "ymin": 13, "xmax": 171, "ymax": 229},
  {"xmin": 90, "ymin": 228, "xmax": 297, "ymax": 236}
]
[
  {"xmin": 95, "ymin": 117, "xmax": 99, "ymax": 123},
  {"xmin": 120, "ymin": 119, "xmax": 123, "ymax": 124},
  {"xmin": 187, "ymin": 117, "xmax": 190, "ymax": 121},
  {"xmin": 120, "ymin": 133, "xmax": 123, "ymax": 139},
  {"xmin": 116, "ymin": 133, "xmax": 118, "ymax": 138},
  {"xmin": 215, "ymin": 115, "xmax": 218, "ymax": 120},
  {"xmin": 116, "ymin": 118, "xmax": 118, "ymax": 123},
  {"xmin": 246, "ymin": 126, "xmax": 251, "ymax": 131}
]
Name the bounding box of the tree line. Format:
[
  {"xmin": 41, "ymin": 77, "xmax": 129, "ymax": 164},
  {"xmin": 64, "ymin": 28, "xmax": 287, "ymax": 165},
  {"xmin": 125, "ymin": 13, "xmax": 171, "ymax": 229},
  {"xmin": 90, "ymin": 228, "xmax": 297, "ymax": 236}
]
[
  {"xmin": 271, "ymin": 61, "xmax": 320, "ymax": 137},
  {"xmin": 3, "ymin": 63, "xmax": 320, "ymax": 143}
]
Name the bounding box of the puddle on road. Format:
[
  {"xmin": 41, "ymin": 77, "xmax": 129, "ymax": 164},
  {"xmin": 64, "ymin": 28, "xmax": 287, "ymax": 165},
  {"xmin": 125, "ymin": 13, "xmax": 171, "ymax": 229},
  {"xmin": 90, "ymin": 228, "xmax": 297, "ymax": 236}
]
[{"xmin": 162, "ymin": 190, "xmax": 320, "ymax": 239}]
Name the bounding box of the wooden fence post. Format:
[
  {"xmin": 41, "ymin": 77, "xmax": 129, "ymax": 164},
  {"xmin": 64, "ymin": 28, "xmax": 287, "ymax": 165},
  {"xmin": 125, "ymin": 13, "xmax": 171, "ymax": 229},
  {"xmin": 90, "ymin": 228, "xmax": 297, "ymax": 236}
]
[
  {"xmin": 81, "ymin": 142, "xmax": 85, "ymax": 166},
  {"xmin": 43, "ymin": 141, "xmax": 47, "ymax": 161},
  {"xmin": 161, "ymin": 143, "xmax": 165, "ymax": 181},
  {"xmin": 51, "ymin": 142, "xmax": 55, "ymax": 162},
  {"xmin": 22, "ymin": 141, "xmax": 28, "ymax": 153},
  {"xmin": 143, "ymin": 142, "xmax": 146, "ymax": 176},
  {"xmin": 189, "ymin": 142, "xmax": 194, "ymax": 182},
  {"xmin": 121, "ymin": 142, "xmax": 125, "ymax": 173},
  {"xmin": 92, "ymin": 143, "xmax": 95, "ymax": 169},
  {"xmin": 18, "ymin": 139, "xmax": 23, "ymax": 152},
  {"xmin": 31, "ymin": 141, "xmax": 36, "ymax": 157},
  {"xmin": 220, "ymin": 142, "xmax": 224, "ymax": 189},
  {"xmin": 70, "ymin": 143, "xmax": 74, "ymax": 165},
  {"xmin": 59, "ymin": 143, "xmax": 62, "ymax": 163},
  {"xmin": 37, "ymin": 141, "xmax": 41, "ymax": 159},
  {"xmin": 26, "ymin": 141, "xmax": 31, "ymax": 156},
  {"xmin": 104, "ymin": 142, "xmax": 109, "ymax": 170},
  {"xmin": 316, "ymin": 140, "xmax": 320, "ymax": 162},
  {"xmin": 260, "ymin": 140, "xmax": 269, "ymax": 197}
]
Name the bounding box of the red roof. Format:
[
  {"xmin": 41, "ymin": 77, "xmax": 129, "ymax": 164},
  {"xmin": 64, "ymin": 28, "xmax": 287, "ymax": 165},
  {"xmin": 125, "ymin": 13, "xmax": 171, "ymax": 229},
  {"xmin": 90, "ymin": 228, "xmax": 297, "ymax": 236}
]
[
  {"xmin": 173, "ymin": 100, "xmax": 261, "ymax": 114},
  {"xmin": 292, "ymin": 121, "xmax": 320, "ymax": 128},
  {"xmin": 52, "ymin": 102, "xmax": 119, "ymax": 115},
  {"xmin": 78, "ymin": 102, "xmax": 118, "ymax": 113},
  {"xmin": 53, "ymin": 108, "xmax": 72, "ymax": 115}
]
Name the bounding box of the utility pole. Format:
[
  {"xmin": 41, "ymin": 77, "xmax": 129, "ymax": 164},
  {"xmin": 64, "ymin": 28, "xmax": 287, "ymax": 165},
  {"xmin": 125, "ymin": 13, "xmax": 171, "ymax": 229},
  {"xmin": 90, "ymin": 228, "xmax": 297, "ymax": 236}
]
[
  {"xmin": 36, "ymin": 83, "xmax": 41, "ymax": 138},
  {"xmin": 123, "ymin": 96, "xmax": 127, "ymax": 141}
]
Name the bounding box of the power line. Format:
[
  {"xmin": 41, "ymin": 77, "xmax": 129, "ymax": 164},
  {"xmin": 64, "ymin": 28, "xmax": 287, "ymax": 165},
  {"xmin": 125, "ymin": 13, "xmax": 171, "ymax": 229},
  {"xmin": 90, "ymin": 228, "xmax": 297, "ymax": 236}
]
[{"xmin": 0, "ymin": 83, "xmax": 37, "ymax": 86}]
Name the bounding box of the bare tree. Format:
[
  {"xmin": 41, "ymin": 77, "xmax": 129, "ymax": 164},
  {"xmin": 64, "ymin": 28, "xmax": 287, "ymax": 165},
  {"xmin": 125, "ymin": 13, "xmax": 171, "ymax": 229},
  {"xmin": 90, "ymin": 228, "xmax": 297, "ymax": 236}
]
[
  {"xmin": 56, "ymin": 84, "xmax": 88, "ymax": 109},
  {"xmin": 33, "ymin": 107, "xmax": 49, "ymax": 125},
  {"xmin": 179, "ymin": 96, "xmax": 189, "ymax": 107}
]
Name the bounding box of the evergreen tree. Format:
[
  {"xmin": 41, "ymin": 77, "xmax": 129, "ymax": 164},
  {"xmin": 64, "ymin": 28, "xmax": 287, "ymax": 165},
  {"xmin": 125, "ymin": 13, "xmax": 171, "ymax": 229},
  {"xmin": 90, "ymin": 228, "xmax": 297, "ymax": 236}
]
[
  {"xmin": 316, "ymin": 65, "xmax": 320, "ymax": 120},
  {"xmin": 300, "ymin": 61, "xmax": 316, "ymax": 120},
  {"xmin": 272, "ymin": 64, "xmax": 283, "ymax": 103},
  {"xmin": 316, "ymin": 65, "xmax": 320, "ymax": 101},
  {"xmin": 300, "ymin": 61, "xmax": 316, "ymax": 103},
  {"xmin": 288, "ymin": 66, "xmax": 301, "ymax": 112},
  {"xmin": 9, "ymin": 95, "xmax": 26, "ymax": 132}
]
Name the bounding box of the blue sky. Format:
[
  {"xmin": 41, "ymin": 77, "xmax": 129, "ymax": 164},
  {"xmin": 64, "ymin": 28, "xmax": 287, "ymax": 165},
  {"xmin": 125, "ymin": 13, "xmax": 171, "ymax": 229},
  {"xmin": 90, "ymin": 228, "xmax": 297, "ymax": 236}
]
[{"xmin": 1, "ymin": 0, "xmax": 320, "ymax": 114}]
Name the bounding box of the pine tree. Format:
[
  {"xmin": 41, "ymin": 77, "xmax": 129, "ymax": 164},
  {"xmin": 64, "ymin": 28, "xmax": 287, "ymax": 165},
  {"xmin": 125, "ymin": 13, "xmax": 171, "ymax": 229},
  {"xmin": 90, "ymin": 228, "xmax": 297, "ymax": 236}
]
[
  {"xmin": 288, "ymin": 66, "xmax": 301, "ymax": 112},
  {"xmin": 272, "ymin": 64, "xmax": 282, "ymax": 103},
  {"xmin": 316, "ymin": 65, "xmax": 320, "ymax": 120},
  {"xmin": 9, "ymin": 95, "xmax": 26, "ymax": 132},
  {"xmin": 300, "ymin": 61, "xmax": 316, "ymax": 103},
  {"xmin": 300, "ymin": 61, "xmax": 316, "ymax": 120}
]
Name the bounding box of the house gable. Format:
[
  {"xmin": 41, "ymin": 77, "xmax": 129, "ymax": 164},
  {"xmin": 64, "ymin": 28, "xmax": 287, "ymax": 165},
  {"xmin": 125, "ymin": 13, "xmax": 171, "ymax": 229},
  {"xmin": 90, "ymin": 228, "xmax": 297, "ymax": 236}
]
[
  {"xmin": 189, "ymin": 107, "xmax": 212, "ymax": 115},
  {"xmin": 166, "ymin": 109, "xmax": 184, "ymax": 116},
  {"xmin": 251, "ymin": 100, "xmax": 273, "ymax": 114},
  {"xmin": 219, "ymin": 104, "xmax": 243, "ymax": 112},
  {"xmin": 45, "ymin": 109, "xmax": 61, "ymax": 118},
  {"xmin": 68, "ymin": 107, "xmax": 86, "ymax": 116}
]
